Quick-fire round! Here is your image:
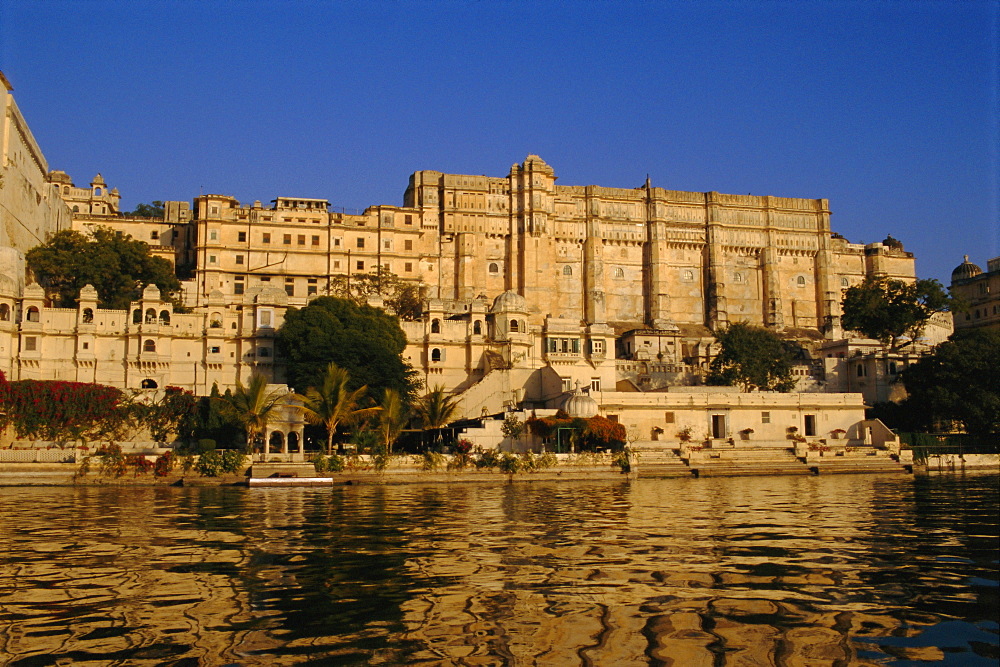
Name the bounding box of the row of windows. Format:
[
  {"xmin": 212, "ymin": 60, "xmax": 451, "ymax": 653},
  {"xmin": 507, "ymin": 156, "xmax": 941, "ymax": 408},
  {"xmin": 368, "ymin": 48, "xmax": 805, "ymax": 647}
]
[{"xmin": 966, "ymin": 305, "xmax": 999, "ymax": 320}]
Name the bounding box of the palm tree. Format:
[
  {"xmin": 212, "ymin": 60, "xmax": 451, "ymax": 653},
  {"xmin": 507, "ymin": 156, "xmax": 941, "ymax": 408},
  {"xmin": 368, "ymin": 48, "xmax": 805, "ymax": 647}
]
[
  {"xmin": 294, "ymin": 362, "xmax": 380, "ymax": 455},
  {"xmin": 219, "ymin": 373, "xmax": 288, "ymax": 455},
  {"xmin": 378, "ymin": 388, "xmax": 409, "ymax": 456},
  {"xmin": 414, "ymin": 386, "xmax": 462, "ymax": 449}
]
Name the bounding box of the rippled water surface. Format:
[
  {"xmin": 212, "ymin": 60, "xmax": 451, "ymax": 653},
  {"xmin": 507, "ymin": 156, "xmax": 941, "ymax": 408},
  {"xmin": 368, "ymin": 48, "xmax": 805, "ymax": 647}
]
[{"xmin": 0, "ymin": 473, "xmax": 996, "ymax": 665}]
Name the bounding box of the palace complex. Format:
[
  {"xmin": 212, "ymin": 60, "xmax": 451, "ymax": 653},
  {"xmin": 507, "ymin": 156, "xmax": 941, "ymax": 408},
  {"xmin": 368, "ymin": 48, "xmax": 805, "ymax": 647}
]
[{"xmin": 0, "ymin": 71, "xmax": 947, "ymax": 445}]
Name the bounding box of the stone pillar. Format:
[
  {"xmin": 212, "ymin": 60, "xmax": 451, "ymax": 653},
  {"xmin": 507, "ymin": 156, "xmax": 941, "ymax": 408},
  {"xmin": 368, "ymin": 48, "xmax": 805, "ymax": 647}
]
[
  {"xmin": 583, "ymin": 188, "xmax": 606, "ymax": 325},
  {"xmin": 644, "ymin": 185, "xmax": 671, "ymax": 327},
  {"xmin": 704, "ymin": 192, "xmax": 728, "ymax": 331},
  {"xmin": 455, "ymin": 233, "xmax": 476, "ymax": 301}
]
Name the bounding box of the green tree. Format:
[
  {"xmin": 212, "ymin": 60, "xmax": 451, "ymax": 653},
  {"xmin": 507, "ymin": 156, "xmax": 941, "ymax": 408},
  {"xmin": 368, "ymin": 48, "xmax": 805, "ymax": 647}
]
[
  {"xmin": 707, "ymin": 322, "xmax": 797, "ymax": 392},
  {"xmin": 192, "ymin": 383, "xmax": 243, "ymax": 450},
  {"xmin": 414, "ymin": 386, "xmax": 462, "ymax": 449},
  {"xmin": 127, "ymin": 201, "xmax": 165, "ymax": 218},
  {"xmin": 142, "ymin": 386, "xmax": 197, "ymax": 444},
  {"xmin": 293, "ymin": 362, "xmax": 380, "ymax": 455},
  {"xmin": 218, "ymin": 373, "xmax": 288, "ymax": 454},
  {"xmin": 328, "ymin": 267, "xmax": 423, "ymax": 321},
  {"xmin": 26, "ymin": 227, "xmax": 181, "ymax": 309},
  {"xmin": 276, "ymin": 296, "xmax": 419, "ymax": 400},
  {"xmin": 841, "ymin": 276, "xmax": 951, "ymax": 351},
  {"xmin": 898, "ymin": 329, "xmax": 1000, "ymax": 435},
  {"xmin": 377, "ymin": 388, "xmax": 410, "ymax": 456}
]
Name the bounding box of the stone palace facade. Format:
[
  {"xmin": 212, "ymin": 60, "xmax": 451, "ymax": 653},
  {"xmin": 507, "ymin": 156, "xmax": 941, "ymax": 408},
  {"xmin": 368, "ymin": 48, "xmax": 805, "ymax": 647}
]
[{"xmin": 0, "ymin": 70, "xmax": 920, "ymax": 421}]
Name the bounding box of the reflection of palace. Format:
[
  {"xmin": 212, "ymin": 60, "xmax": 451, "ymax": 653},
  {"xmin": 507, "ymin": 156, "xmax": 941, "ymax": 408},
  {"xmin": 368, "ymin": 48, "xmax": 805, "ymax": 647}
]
[
  {"xmin": 0, "ymin": 71, "xmax": 934, "ymax": 443},
  {"xmin": 1, "ymin": 478, "xmax": 982, "ymax": 664}
]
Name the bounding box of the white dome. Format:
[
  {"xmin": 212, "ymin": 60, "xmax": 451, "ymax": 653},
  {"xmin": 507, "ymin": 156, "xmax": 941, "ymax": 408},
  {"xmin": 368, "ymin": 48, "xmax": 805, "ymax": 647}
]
[
  {"xmin": 491, "ymin": 290, "xmax": 527, "ymax": 313},
  {"xmin": 562, "ymin": 389, "xmax": 598, "ymax": 418}
]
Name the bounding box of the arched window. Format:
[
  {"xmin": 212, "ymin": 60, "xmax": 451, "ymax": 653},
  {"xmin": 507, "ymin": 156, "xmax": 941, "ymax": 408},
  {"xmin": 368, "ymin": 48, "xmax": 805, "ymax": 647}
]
[
  {"xmin": 210, "ymin": 312, "xmax": 222, "ymax": 328},
  {"xmin": 510, "ymin": 319, "xmax": 519, "ymax": 333},
  {"xmin": 159, "ymin": 310, "xmax": 171, "ymax": 324},
  {"xmin": 94, "ymin": 187, "xmax": 102, "ymax": 196},
  {"xmin": 734, "ymin": 272, "xmax": 744, "ymax": 283},
  {"xmin": 614, "ymin": 268, "xmax": 625, "ymax": 279},
  {"xmin": 473, "ymin": 320, "xmax": 482, "ymax": 335},
  {"xmin": 72, "ymin": 205, "xmax": 79, "ymax": 213},
  {"xmin": 682, "ymin": 269, "xmax": 694, "ymax": 282},
  {"xmin": 269, "ymin": 431, "xmax": 285, "ymax": 453},
  {"xmin": 82, "ymin": 308, "xmax": 94, "ymax": 323},
  {"xmin": 796, "ymin": 276, "xmax": 807, "ymax": 287},
  {"xmin": 841, "ymin": 277, "xmax": 849, "ymax": 287},
  {"xmin": 0, "ymin": 304, "xmax": 10, "ymax": 321},
  {"xmin": 563, "ymin": 265, "xmax": 573, "ymax": 276},
  {"xmin": 431, "ymin": 319, "xmax": 440, "ymax": 334},
  {"xmin": 145, "ymin": 308, "xmax": 156, "ymax": 323},
  {"xmin": 26, "ymin": 307, "xmax": 39, "ymax": 322},
  {"xmin": 63, "ymin": 186, "xmax": 69, "ymax": 194},
  {"xmin": 143, "ymin": 339, "xmax": 156, "ymax": 353},
  {"xmin": 431, "ymin": 348, "xmax": 442, "ymax": 362},
  {"xmin": 133, "ymin": 309, "xmax": 142, "ymax": 324},
  {"xmin": 488, "ymin": 262, "xmax": 499, "ymax": 274},
  {"xmin": 141, "ymin": 379, "xmax": 158, "ymax": 389},
  {"xmin": 288, "ymin": 432, "xmax": 300, "ymax": 452}
]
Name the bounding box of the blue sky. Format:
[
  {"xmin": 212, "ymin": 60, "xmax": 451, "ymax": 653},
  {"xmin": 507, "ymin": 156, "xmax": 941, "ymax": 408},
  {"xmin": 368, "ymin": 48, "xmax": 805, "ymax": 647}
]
[{"xmin": 1, "ymin": 0, "xmax": 997, "ymax": 283}]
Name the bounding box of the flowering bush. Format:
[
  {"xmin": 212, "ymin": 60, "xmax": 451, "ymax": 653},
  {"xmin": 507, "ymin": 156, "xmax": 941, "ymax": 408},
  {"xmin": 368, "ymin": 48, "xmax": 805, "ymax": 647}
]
[
  {"xmin": 0, "ymin": 379, "xmax": 132, "ymax": 442},
  {"xmin": 526, "ymin": 412, "xmax": 627, "ymax": 451},
  {"xmin": 154, "ymin": 451, "xmax": 175, "ymax": 477},
  {"xmin": 126, "ymin": 454, "xmax": 155, "ymax": 475}
]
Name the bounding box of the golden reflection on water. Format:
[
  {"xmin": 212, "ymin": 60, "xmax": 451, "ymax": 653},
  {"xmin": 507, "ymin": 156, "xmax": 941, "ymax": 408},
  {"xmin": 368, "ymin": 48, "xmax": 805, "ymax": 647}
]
[{"xmin": 0, "ymin": 474, "xmax": 996, "ymax": 665}]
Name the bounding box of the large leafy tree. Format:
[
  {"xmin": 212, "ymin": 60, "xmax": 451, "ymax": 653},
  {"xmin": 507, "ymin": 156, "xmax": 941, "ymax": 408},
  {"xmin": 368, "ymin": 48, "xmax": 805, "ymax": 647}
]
[
  {"xmin": 294, "ymin": 362, "xmax": 380, "ymax": 455},
  {"xmin": 218, "ymin": 373, "xmax": 288, "ymax": 453},
  {"xmin": 277, "ymin": 296, "xmax": 419, "ymax": 400},
  {"xmin": 707, "ymin": 322, "xmax": 797, "ymax": 392},
  {"xmin": 841, "ymin": 276, "xmax": 950, "ymax": 350},
  {"xmin": 897, "ymin": 329, "xmax": 1000, "ymax": 435},
  {"xmin": 127, "ymin": 201, "xmax": 165, "ymax": 218},
  {"xmin": 328, "ymin": 268, "xmax": 423, "ymax": 321},
  {"xmin": 26, "ymin": 227, "xmax": 181, "ymax": 310}
]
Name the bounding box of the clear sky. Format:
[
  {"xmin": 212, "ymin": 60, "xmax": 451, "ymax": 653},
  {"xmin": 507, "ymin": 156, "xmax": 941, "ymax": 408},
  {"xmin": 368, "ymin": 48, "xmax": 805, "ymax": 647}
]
[{"xmin": 1, "ymin": 0, "xmax": 997, "ymax": 284}]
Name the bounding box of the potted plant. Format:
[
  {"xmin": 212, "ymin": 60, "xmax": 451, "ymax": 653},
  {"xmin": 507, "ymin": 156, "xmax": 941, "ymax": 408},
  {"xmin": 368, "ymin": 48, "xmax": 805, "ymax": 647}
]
[
  {"xmin": 830, "ymin": 428, "xmax": 846, "ymax": 440},
  {"xmin": 739, "ymin": 427, "xmax": 754, "ymax": 441},
  {"xmin": 676, "ymin": 426, "xmax": 693, "ymax": 443}
]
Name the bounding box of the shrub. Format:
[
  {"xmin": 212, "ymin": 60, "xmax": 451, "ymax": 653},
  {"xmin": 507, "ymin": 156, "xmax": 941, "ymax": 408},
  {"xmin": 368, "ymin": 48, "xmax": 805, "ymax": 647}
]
[
  {"xmin": 448, "ymin": 451, "xmax": 473, "ymax": 470},
  {"xmin": 196, "ymin": 451, "xmax": 223, "ymax": 477},
  {"xmin": 327, "ymin": 454, "xmax": 346, "ymax": 472},
  {"xmin": 96, "ymin": 444, "xmax": 127, "ymax": 478},
  {"xmin": 474, "ymin": 448, "xmax": 501, "ymax": 470},
  {"xmin": 498, "ymin": 452, "xmax": 522, "ymax": 476},
  {"xmin": 612, "ymin": 450, "xmax": 632, "ymax": 473},
  {"xmin": 178, "ymin": 454, "xmax": 196, "ymax": 473},
  {"xmin": 153, "ymin": 452, "xmax": 175, "ymax": 477},
  {"xmin": 422, "ymin": 450, "xmax": 446, "ymax": 471},
  {"xmin": 196, "ymin": 439, "xmax": 217, "ymax": 454},
  {"xmin": 220, "ymin": 450, "xmax": 247, "ymax": 474},
  {"xmin": 536, "ymin": 451, "xmax": 557, "ymax": 469},
  {"xmin": 126, "ymin": 454, "xmax": 155, "ymax": 475}
]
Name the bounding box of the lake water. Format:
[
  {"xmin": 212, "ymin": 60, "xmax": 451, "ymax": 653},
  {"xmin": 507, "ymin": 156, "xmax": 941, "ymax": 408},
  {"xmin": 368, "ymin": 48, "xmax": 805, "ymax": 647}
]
[{"xmin": 0, "ymin": 473, "xmax": 996, "ymax": 666}]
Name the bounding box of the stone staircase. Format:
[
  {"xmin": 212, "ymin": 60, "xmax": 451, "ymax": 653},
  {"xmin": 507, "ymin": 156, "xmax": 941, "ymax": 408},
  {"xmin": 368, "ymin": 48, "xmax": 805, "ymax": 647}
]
[
  {"xmin": 631, "ymin": 443, "xmax": 691, "ymax": 478},
  {"xmin": 632, "ymin": 438, "xmax": 914, "ymax": 479},
  {"xmin": 685, "ymin": 446, "xmax": 811, "ymax": 477}
]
